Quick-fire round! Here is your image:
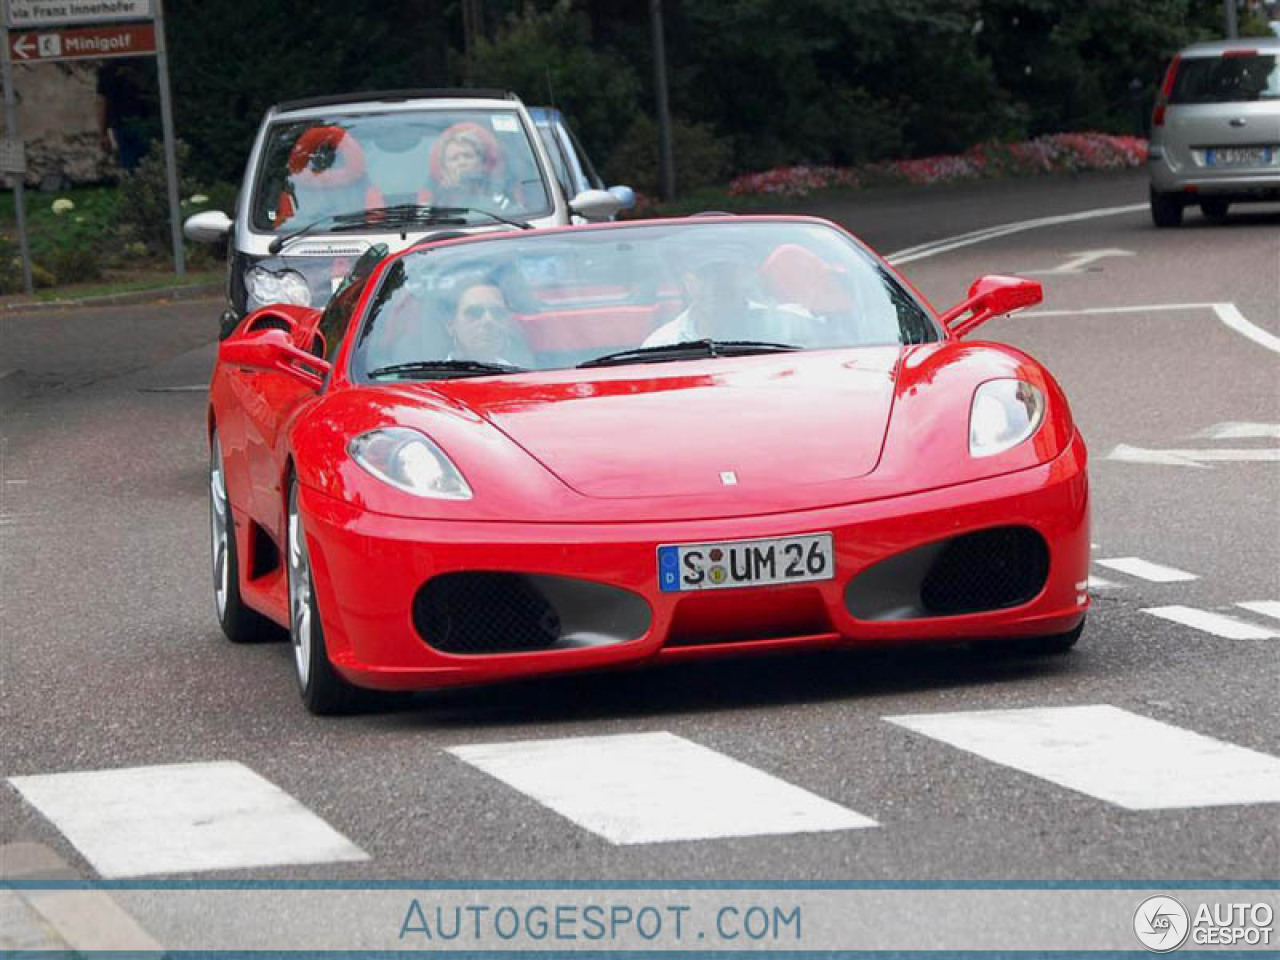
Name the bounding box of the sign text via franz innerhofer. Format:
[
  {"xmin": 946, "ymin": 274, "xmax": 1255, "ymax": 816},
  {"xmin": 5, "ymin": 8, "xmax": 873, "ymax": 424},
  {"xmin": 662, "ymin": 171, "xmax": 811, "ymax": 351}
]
[{"xmin": 5, "ymin": 0, "xmax": 154, "ymax": 28}]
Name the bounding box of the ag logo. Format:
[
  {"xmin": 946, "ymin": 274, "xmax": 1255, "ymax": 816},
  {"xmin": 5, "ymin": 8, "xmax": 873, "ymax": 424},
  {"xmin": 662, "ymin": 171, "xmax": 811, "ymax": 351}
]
[{"xmin": 1134, "ymin": 896, "xmax": 1190, "ymax": 952}]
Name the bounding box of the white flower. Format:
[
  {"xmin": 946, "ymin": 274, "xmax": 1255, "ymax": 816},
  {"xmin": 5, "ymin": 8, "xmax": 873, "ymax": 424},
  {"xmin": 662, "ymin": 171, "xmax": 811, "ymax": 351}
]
[
  {"xmin": 188, "ymin": 193, "xmax": 209, "ymax": 205},
  {"xmin": 51, "ymin": 198, "xmax": 75, "ymax": 214}
]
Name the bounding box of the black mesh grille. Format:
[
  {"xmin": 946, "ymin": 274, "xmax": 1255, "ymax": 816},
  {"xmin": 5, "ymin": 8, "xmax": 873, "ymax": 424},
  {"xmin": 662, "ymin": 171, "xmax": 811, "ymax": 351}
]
[
  {"xmin": 247, "ymin": 314, "xmax": 292, "ymax": 334},
  {"xmin": 413, "ymin": 572, "xmax": 562, "ymax": 654},
  {"xmin": 920, "ymin": 526, "xmax": 1049, "ymax": 616}
]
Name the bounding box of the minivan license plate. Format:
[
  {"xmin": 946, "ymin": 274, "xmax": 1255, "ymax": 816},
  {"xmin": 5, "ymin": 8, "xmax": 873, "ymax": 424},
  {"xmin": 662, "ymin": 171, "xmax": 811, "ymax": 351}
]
[
  {"xmin": 657, "ymin": 533, "xmax": 834, "ymax": 592},
  {"xmin": 1207, "ymin": 147, "xmax": 1271, "ymax": 166}
]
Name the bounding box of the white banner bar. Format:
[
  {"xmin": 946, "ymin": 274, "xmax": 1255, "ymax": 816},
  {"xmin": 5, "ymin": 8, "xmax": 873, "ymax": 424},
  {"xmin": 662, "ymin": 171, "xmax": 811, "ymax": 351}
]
[
  {"xmin": 4, "ymin": 886, "xmax": 1275, "ymax": 952},
  {"xmin": 5, "ymin": 0, "xmax": 153, "ymax": 27}
]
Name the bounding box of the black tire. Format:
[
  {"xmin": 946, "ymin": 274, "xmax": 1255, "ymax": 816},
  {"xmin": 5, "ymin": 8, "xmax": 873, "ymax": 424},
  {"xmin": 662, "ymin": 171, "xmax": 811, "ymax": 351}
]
[
  {"xmin": 1150, "ymin": 188, "xmax": 1184, "ymax": 228},
  {"xmin": 286, "ymin": 477, "xmax": 364, "ymax": 715},
  {"xmin": 972, "ymin": 618, "xmax": 1085, "ymax": 659},
  {"xmin": 210, "ymin": 430, "xmax": 278, "ymax": 643},
  {"xmin": 1199, "ymin": 199, "xmax": 1230, "ymax": 220}
]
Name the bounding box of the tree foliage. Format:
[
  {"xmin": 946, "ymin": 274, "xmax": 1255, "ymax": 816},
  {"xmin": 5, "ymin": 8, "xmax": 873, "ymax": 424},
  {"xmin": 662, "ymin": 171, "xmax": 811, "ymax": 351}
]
[{"xmin": 164, "ymin": 0, "xmax": 1238, "ymax": 188}]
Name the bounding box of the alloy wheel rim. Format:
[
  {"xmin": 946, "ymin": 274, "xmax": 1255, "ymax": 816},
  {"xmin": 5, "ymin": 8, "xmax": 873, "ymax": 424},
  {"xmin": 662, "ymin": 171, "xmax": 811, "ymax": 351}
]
[
  {"xmin": 287, "ymin": 488, "xmax": 312, "ymax": 688},
  {"xmin": 210, "ymin": 440, "xmax": 229, "ymax": 620}
]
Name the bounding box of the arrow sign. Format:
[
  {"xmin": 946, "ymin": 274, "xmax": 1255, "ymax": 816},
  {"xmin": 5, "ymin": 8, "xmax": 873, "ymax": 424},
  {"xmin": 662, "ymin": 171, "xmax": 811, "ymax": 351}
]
[
  {"xmin": 1025, "ymin": 249, "xmax": 1135, "ymax": 275},
  {"xmin": 8, "ymin": 24, "xmax": 155, "ymax": 63},
  {"xmin": 10, "ymin": 33, "xmax": 35, "ymax": 59}
]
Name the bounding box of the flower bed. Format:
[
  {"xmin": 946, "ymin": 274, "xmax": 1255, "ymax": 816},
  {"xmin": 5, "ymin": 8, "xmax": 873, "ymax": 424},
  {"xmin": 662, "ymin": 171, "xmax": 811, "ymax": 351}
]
[{"xmin": 728, "ymin": 132, "xmax": 1148, "ymax": 198}]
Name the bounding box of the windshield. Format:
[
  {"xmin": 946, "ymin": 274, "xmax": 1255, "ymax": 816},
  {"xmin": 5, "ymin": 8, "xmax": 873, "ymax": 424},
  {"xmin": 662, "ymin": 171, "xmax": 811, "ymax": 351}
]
[
  {"xmin": 1171, "ymin": 53, "xmax": 1280, "ymax": 103},
  {"xmin": 250, "ymin": 109, "xmax": 553, "ymax": 232},
  {"xmin": 350, "ymin": 221, "xmax": 937, "ymax": 380}
]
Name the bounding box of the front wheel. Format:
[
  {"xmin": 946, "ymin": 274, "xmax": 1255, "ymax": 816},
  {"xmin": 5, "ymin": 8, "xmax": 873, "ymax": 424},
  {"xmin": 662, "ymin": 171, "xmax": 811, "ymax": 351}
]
[
  {"xmin": 1150, "ymin": 187, "xmax": 1184, "ymax": 228},
  {"xmin": 210, "ymin": 430, "xmax": 277, "ymax": 643},
  {"xmin": 287, "ymin": 477, "xmax": 363, "ymax": 715}
]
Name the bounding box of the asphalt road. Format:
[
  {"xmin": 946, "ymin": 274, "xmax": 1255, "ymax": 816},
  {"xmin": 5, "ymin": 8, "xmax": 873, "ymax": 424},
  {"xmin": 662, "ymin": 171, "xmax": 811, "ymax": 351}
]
[{"xmin": 1, "ymin": 170, "xmax": 1277, "ymax": 942}]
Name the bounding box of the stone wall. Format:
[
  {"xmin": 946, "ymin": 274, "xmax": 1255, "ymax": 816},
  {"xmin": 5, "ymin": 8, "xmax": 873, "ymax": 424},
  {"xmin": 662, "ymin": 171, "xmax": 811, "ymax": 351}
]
[{"xmin": 1, "ymin": 61, "xmax": 112, "ymax": 187}]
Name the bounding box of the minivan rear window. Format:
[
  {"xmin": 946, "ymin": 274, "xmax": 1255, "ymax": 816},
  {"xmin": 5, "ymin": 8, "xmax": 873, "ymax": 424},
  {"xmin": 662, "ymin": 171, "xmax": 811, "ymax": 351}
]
[{"xmin": 1170, "ymin": 53, "xmax": 1280, "ymax": 104}]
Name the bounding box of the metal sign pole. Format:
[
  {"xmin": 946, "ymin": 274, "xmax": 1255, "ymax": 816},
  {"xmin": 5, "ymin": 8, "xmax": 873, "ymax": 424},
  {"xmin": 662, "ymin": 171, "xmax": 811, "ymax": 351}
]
[
  {"xmin": 152, "ymin": 0, "xmax": 183, "ymax": 276},
  {"xmin": 1, "ymin": 0, "xmax": 34, "ymax": 295}
]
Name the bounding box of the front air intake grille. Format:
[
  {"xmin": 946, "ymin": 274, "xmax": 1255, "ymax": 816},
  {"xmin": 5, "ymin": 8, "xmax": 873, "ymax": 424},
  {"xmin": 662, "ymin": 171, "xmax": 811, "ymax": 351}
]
[
  {"xmin": 919, "ymin": 526, "xmax": 1049, "ymax": 616},
  {"xmin": 414, "ymin": 572, "xmax": 561, "ymax": 654}
]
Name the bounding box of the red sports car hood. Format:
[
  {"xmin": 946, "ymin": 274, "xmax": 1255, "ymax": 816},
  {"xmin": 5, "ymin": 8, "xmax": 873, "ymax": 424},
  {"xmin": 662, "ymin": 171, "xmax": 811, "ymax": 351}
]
[{"xmin": 431, "ymin": 348, "xmax": 901, "ymax": 499}]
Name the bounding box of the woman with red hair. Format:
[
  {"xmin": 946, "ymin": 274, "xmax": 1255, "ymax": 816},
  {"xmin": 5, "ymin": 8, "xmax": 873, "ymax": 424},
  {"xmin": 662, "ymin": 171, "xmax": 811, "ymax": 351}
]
[{"xmin": 426, "ymin": 121, "xmax": 518, "ymax": 211}]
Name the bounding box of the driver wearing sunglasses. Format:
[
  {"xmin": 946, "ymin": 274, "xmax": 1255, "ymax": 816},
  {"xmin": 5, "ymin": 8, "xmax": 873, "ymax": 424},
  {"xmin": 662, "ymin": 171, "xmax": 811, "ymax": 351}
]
[{"xmin": 444, "ymin": 279, "xmax": 533, "ymax": 367}]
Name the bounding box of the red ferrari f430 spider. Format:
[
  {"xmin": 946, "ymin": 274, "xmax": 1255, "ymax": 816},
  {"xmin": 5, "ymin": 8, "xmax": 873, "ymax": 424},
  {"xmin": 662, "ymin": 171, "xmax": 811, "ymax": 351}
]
[{"xmin": 207, "ymin": 216, "xmax": 1088, "ymax": 713}]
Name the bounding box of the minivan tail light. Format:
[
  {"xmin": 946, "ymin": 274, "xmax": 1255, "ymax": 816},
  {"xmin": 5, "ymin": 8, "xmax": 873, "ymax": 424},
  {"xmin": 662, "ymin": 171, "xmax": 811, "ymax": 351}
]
[
  {"xmin": 1152, "ymin": 55, "xmax": 1180, "ymax": 128},
  {"xmin": 1159, "ymin": 55, "xmax": 1181, "ymax": 96}
]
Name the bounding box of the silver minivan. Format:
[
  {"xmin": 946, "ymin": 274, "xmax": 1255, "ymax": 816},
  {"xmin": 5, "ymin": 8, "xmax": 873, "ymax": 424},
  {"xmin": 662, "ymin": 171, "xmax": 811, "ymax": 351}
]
[
  {"xmin": 185, "ymin": 89, "xmax": 627, "ymax": 335},
  {"xmin": 1149, "ymin": 38, "xmax": 1280, "ymax": 226}
]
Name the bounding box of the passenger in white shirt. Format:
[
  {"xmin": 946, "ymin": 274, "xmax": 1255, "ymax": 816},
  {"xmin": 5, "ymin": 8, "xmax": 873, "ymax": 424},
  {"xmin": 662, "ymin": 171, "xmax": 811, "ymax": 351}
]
[{"xmin": 643, "ymin": 254, "xmax": 807, "ymax": 348}]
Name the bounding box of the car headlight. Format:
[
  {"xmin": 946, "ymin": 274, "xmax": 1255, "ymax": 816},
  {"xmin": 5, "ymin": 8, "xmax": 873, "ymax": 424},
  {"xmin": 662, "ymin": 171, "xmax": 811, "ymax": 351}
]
[
  {"xmin": 969, "ymin": 379, "xmax": 1045, "ymax": 457},
  {"xmin": 246, "ymin": 266, "xmax": 311, "ymax": 307},
  {"xmin": 348, "ymin": 428, "xmax": 472, "ymax": 499}
]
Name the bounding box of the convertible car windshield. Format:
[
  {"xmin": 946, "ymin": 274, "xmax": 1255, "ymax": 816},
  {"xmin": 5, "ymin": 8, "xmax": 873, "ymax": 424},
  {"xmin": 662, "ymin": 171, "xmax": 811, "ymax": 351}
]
[
  {"xmin": 251, "ymin": 109, "xmax": 552, "ymax": 231},
  {"xmin": 351, "ymin": 221, "xmax": 938, "ymax": 379}
]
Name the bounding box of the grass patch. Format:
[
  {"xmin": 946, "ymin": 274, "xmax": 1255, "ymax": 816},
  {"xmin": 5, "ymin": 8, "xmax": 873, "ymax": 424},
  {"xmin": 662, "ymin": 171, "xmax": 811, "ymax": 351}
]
[{"xmin": 8, "ymin": 269, "xmax": 222, "ymax": 304}]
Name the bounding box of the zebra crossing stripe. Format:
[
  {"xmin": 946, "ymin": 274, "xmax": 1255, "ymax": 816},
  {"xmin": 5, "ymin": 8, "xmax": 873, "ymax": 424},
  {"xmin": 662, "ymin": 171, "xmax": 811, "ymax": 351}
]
[
  {"xmin": 7, "ymin": 762, "xmax": 368, "ymax": 878},
  {"xmin": 1143, "ymin": 605, "xmax": 1279, "ymax": 640},
  {"xmin": 1095, "ymin": 557, "xmax": 1198, "ymax": 582},
  {"xmin": 449, "ymin": 731, "xmax": 877, "ymax": 845},
  {"xmin": 885, "ymin": 705, "xmax": 1280, "ymax": 810},
  {"xmin": 1237, "ymin": 601, "xmax": 1280, "ymax": 623}
]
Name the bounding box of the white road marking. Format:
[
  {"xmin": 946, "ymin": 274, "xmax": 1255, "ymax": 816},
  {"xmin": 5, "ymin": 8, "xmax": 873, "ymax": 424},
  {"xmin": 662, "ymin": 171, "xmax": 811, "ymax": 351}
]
[
  {"xmin": 885, "ymin": 203, "xmax": 1147, "ymax": 264},
  {"xmin": 7, "ymin": 762, "xmax": 368, "ymax": 878},
  {"xmin": 1024, "ymin": 302, "xmax": 1217, "ymax": 317},
  {"xmin": 1087, "ymin": 575, "xmax": 1119, "ymax": 590},
  {"xmin": 448, "ymin": 731, "xmax": 876, "ymax": 845},
  {"xmin": 1143, "ymin": 605, "xmax": 1279, "ymax": 640},
  {"xmin": 886, "ymin": 704, "xmax": 1280, "ymax": 810},
  {"xmin": 1196, "ymin": 422, "xmax": 1280, "ymax": 441},
  {"xmin": 1096, "ymin": 557, "xmax": 1198, "ymax": 582},
  {"xmin": 1212, "ymin": 303, "xmax": 1280, "ymax": 356},
  {"xmin": 1020, "ymin": 302, "xmax": 1280, "ymax": 357},
  {"xmin": 1107, "ymin": 444, "xmax": 1280, "ymax": 467},
  {"xmin": 1237, "ymin": 601, "xmax": 1280, "ymax": 622},
  {"xmin": 1023, "ymin": 248, "xmax": 1135, "ymax": 275}
]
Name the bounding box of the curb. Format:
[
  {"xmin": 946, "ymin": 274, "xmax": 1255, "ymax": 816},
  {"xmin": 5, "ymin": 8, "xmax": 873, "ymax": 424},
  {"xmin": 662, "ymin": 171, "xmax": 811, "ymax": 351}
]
[{"xmin": 2, "ymin": 280, "xmax": 222, "ymax": 314}]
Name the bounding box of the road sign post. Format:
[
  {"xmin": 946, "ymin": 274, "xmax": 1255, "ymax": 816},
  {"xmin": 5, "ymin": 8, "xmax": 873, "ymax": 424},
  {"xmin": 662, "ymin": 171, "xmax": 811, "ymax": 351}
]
[
  {"xmin": 152, "ymin": 0, "xmax": 181, "ymax": 275},
  {"xmin": 2, "ymin": 0, "xmax": 184, "ymax": 288},
  {"xmin": 1, "ymin": 0, "xmax": 34, "ymax": 295}
]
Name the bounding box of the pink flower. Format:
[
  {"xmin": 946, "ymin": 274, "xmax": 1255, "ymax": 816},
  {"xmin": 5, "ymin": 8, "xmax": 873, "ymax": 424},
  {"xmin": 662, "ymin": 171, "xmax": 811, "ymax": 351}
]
[{"xmin": 727, "ymin": 132, "xmax": 1148, "ymax": 197}]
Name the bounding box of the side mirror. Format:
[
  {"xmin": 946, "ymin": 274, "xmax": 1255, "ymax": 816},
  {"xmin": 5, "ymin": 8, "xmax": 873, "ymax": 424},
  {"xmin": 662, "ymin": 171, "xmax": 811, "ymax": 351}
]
[
  {"xmin": 183, "ymin": 210, "xmax": 232, "ymax": 244},
  {"xmin": 218, "ymin": 325, "xmax": 330, "ymax": 390},
  {"xmin": 939, "ymin": 275, "xmax": 1043, "ymax": 338},
  {"xmin": 569, "ymin": 188, "xmax": 624, "ymax": 222},
  {"xmin": 606, "ymin": 184, "xmax": 637, "ymax": 211}
]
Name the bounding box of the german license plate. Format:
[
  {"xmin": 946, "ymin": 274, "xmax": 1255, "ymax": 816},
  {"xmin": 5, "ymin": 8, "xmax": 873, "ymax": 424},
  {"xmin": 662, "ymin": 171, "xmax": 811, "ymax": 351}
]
[
  {"xmin": 657, "ymin": 533, "xmax": 834, "ymax": 592},
  {"xmin": 1206, "ymin": 147, "xmax": 1271, "ymax": 166}
]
